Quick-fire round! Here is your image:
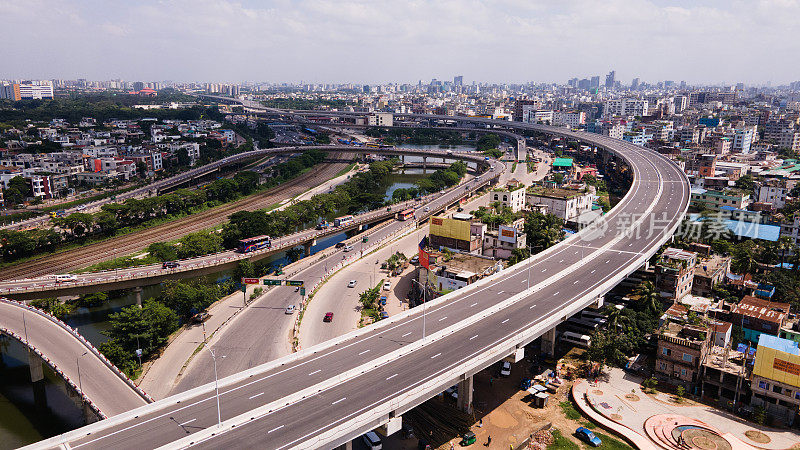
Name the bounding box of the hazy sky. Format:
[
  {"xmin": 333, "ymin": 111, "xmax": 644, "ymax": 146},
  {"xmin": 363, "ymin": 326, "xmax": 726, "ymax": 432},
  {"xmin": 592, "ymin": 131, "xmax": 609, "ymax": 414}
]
[{"xmin": 1, "ymin": 0, "xmax": 798, "ymax": 85}]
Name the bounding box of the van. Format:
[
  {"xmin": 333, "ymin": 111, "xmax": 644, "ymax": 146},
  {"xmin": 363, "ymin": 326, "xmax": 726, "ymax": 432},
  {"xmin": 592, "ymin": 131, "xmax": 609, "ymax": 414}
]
[
  {"xmin": 55, "ymin": 274, "xmax": 77, "ymax": 283},
  {"xmin": 361, "ymin": 431, "xmax": 382, "ymax": 450}
]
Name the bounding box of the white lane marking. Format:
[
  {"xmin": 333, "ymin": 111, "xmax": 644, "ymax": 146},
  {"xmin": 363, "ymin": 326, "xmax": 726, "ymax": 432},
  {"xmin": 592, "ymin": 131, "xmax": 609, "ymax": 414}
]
[
  {"xmin": 268, "ymin": 425, "xmax": 285, "ymax": 433},
  {"xmin": 542, "ymin": 268, "xmax": 547, "ymax": 272},
  {"xmin": 497, "ymin": 291, "xmax": 504, "ymax": 294},
  {"xmin": 438, "ymin": 316, "xmax": 447, "ymax": 322},
  {"xmin": 501, "ymin": 319, "xmax": 509, "ymax": 324},
  {"xmin": 308, "ymin": 369, "xmax": 321, "ymax": 376},
  {"xmin": 521, "ymin": 280, "xmax": 526, "ymax": 284},
  {"xmin": 179, "ymin": 418, "xmax": 196, "ymax": 426},
  {"xmin": 469, "ymin": 335, "xmax": 478, "ymax": 340},
  {"xmin": 249, "ymin": 392, "xmax": 264, "ymax": 400},
  {"xmin": 401, "ymin": 332, "xmax": 412, "ymax": 338},
  {"xmin": 331, "ymin": 398, "xmax": 346, "ymax": 405},
  {"xmin": 431, "ymin": 353, "xmax": 441, "ymax": 359},
  {"xmin": 470, "ymin": 302, "xmax": 478, "ymax": 307},
  {"xmin": 559, "ymin": 259, "xmax": 564, "ymax": 263},
  {"xmin": 591, "ymin": 269, "xmax": 596, "ymax": 274},
  {"xmin": 573, "ymin": 280, "xmax": 579, "ymax": 284},
  {"xmin": 386, "ymin": 374, "xmax": 398, "ymax": 381},
  {"xmin": 553, "ymin": 291, "xmax": 560, "ymax": 296},
  {"xmin": 605, "ymin": 259, "xmax": 610, "ymax": 263},
  {"xmin": 358, "ymin": 350, "xmax": 370, "ymax": 355},
  {"xmin": 529, "ymin": 304, "xmax": 537, "ymax": 309}
]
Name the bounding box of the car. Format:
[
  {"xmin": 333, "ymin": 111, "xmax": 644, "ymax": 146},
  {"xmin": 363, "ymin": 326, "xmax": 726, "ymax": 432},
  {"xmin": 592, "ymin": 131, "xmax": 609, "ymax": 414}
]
[
  {"xmin": 445, "ymin": 385, "xmax": 458, "ymax": 400},
  {"xmin": 191, "ymin": 311, "xmax": 210, "ymax": 323},
  {"xmin": 284, "ymin": 305, "xmax": 296, "ymax": 314},
  {"xmin": 423, "ymin": 206, "xmax": 430, "ymax": 212},
  {"xmin": 55, "ymin": 274, "xmax": 77, "ymax": 283},
  {"xmin": 361, "ymin": 431, "xmax": 382, "ymax": 449},
  {"xmin": 380, "ymin": 311, "xmax": 389, "ymax": 319},
  {"xmin": 457, "ymin": 207, "xmax": 464, "ymax": 212},
  {"xmin": 323, "ymin": 312, "xmax": 334, "ymax": 322},
  {"xmin": 500, "ymin": 361, "xmax": 511, "ymax": 376},
  {"xmin": 575, "ymin": 427, "xmax": 602, "ymax": 447},
  {"xmin": 348, "ymin": 280, "xmax": 357, "ymax": 288},
  {"xmin": 343, "ymin": 245, "xmax": 354, "ymax": 252},
  {"xmin": 459, "ymin": 431, "xmax": 477, "ymax": 446},
  {"xmin": 335, "ymin": 242, "xmax": 346, "ymax": 248},
  {"xmin": 410, "ymin": 255, "xmax": 419, "ymax": 265},
  {"xmin": 383, "ymin": 281, "xmax": 391, "ymax": 291},
  {"xmin": 162, "ymin": 261, "xmax": 180, "ymax": 269}
]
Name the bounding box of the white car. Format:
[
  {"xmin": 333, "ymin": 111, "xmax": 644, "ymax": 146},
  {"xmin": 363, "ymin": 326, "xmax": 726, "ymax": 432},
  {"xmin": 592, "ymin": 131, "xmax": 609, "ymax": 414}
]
[
  {"xmin": 343, "ymin": 245, "xmax": 354, "ymax": 252},
  {"xmin": 500, "ymin": 361, "xmax": 512, "ymax": 376},
  {"xmin": 383, "ymin": 281, "xmax": 391, "ymax": 291},
  {"xmin": 347, "ymin": 280, "xmax": 357, "ymax": 288},
  {"xmin": 284, "ymin": 305, "xmax": 296, "ymax": 314},
  {"xmin": 423, "ymin": 206, "xmax": 430, "ymax": 212}
]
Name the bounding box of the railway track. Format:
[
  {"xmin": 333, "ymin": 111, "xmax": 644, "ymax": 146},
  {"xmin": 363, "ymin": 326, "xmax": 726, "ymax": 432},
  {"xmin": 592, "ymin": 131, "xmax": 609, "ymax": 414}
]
[{"xmin": 0, "ymin": 161, "xmax": 349, "ymax": 280}]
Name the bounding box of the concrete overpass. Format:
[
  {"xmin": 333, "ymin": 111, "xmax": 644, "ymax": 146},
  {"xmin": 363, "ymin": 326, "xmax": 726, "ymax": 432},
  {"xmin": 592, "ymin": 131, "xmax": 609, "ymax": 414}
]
[
  {"xmin": 0, "ymin": 147, "xmax": 494, "ymax": 300},
  {"xmin": 26, "ymin": 113, "xmax": 688, "ymax": 449},
  {"xmin": 0, "ymin": 299, "xmax": 151, "ymax": 420}
]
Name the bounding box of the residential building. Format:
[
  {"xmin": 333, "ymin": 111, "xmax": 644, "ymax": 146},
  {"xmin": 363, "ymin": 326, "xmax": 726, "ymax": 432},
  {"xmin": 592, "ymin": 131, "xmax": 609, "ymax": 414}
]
[
  {"xmin": 419, "ymin": 251, "xmax": 502, "ymax": 293},
  {"xmin": 428, "ymin": 215, "xmax": 486, "ymax": 253},
  {"xmin": 750, "ymin": 335, "xmax": 800, "ymax": 426},
  {"xmin": 690, "ymin": 188, "xmax": 750, "ymax": 211},
  {"xmin": 656, "ymin": 321, "xmax": 711, "ymax": 391},
  {"xmin": 654, "ymin": 247, "xmax": 698, "ymax": 301},
  {"xmin": 733, "ymin": 127, "xmax": 755, "ymax": 154},
  {"xmin": 482, "ymin": 218, "xmax": 527, "ymax": 260},
  {"xmin": 730, "ymin": 296, "xmax": 790, "ymax": 344},
  {"xmin": 551, "ymin": 111, "xmax": 586, "ymax": 127},
  {"xmin": 692, "ymin": 254, "xmax": 730, "ymax": 296},
  {"xmin": 757, "ymin": 180, "xmax": 789, "ymax": 209},
  {"xmin": 526, "ymin": 186, "xmax": 592, "ymax": 221},
  {"xmin": 490, "ymin": 185, "xmax": 526, "ymax": 212},
  {"xmin": 603, "ymin": 99, "xmax": 648, "ymax": 118},
  {"xmin": 367, "ymin": 113, "xmax": 393, "ymax": 127}
]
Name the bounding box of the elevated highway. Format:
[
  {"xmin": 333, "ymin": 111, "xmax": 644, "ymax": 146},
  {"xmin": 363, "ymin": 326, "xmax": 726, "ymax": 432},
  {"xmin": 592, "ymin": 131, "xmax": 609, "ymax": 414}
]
[
  {"xmin": 27, "ymin": 114, "xmax": 689, "ymax": 449},
  {"xmin": 0, "ymin": 147, "xmax": 494, "ymax": 300}
]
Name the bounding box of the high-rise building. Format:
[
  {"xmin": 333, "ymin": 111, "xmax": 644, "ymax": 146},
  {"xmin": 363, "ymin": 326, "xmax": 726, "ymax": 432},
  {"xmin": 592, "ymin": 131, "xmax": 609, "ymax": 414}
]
[
  {"xmin": 605, "ymin": 70, "xmax": 616, "ymax": 88},
  {"xmin": 132, "ymin": 81, "xmax": 145, "ymax": 91},
  {"xmin": 0, "ymin": 82, "xmax": 21, "ymax": 101},
  {"xmin": 8, "ymin": 81, "xmax": 54, "ymax": 100},
  {"xmin": 453, "ymin": 75, "xmax": 463, "ymax": 86},
  {"xmin": 590, "ymin": 76, "xmax": 600, "ymax": 88},
  {"xmin": 631, "ymin": 78, "xmax": 640, "ymax": 90}
]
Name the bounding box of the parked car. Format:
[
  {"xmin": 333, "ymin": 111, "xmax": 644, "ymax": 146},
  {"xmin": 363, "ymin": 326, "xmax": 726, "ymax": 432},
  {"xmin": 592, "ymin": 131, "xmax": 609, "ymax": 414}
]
[
  {"xmin": 361, "ymin": 431, "xmax": 382, "ymax": 449},
  {"xmin": 459, "ymin": 432, "xmax": 476, "ymax": 446},
  {"xmin": 335, "ymin": 242, "xmax": 346, "ymax": 248},
  {"xmin": 444, "ymin": 385, "xmax": 458, "ymax": 400},
  {"xmin": 323, "ymin": 312, "xmax": 334, "ymax": 322},
  {"xmin": 285, "ymin": 305, "xmax": 296, "ymax": 314},
  {"xmin": 162, "ymin": 261, "xmax": 180, "ymax": 269},
  {"xmin": 500, "ymin": 361, "xmax": 512, "ymax": 376},
  {"xmin": 575, "ymin": 427, "xmax": 602, "ymax": 447},
  {"xmin": 383, "ymin": 281, "xmax": 391, "ymax": 291},
  {"xmin": 348, "ymin": 280, "xmax": 357, "ymax": 288}
]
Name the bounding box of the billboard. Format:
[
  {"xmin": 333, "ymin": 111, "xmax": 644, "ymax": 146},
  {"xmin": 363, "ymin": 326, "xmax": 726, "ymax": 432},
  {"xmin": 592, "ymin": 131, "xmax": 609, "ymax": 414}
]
[
  {"xmin": 498, "ymin": 225, "xmax": 518, "ymax": 244},
  {"xmin": 430, "ymin": 216, "xmax": 471, "ymax": 241},
  {"xmin": 753, "ymin": 342, "xmax": 800, "ymax": 388}
]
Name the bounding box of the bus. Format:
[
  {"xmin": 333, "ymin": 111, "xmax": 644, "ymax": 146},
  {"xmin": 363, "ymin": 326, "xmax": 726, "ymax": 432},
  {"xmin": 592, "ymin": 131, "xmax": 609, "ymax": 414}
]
[
  {"xmin": 334, "ymin": 215, "xmax": 354, "ymax": 227},
  {"xmin": 560, "ymin": 331, "xmax": 591, "ymax": 348},
  {"xmin": 237, "ymin": 235, "xmax": 271, "ymax": 253},
  {"xmin": 396, "ymin": 208, "xmax": 415, "ymax": 221},
  {"xmin": 565, "ymin": 317, "xmax": 599, "ymax": 334}
]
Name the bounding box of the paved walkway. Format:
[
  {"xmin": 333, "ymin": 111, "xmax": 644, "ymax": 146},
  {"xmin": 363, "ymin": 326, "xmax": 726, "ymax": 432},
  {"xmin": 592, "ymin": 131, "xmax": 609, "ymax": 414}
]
[{"xmin": 578, "ymin": 368, "xmax": 800, "ymax": 449}]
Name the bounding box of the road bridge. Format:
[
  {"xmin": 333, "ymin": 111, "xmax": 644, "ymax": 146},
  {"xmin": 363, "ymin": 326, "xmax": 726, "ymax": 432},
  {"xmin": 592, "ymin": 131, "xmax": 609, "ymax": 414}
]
[
  {"xmin": 26, "ymin": 113, "xmax": 688, "ymax": 449},
  {"xmin": 0, "ymin": 299, "xmax": 151, "ymax": 419},
  {"xmin": 0, "ymin": 147, "xmax": 495, "ymax": 300}
]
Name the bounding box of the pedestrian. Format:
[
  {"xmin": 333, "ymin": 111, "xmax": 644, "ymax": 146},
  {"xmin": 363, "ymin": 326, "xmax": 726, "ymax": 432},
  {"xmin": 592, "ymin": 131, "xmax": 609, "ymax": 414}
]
[
  {"xmin": 450, "ymin": 443, "xmax": 455, "ymax": 450},
  {"xmin": 484, "ymin": 435, "xmax": 491, "ymax": 447},
  {"xmin": 478, "ymin": 418, "xmax": 483, "ymax": 428},
  {"xmin": 489, "ymin": 376, "xmax": 493, "ymax": 386}
]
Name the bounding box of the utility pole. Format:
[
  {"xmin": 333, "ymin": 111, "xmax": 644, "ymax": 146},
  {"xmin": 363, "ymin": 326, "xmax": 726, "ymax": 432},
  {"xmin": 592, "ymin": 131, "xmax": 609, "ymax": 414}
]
[{"xmin": 204, "ymin": 343, "xmax": 222, "ymax": 428}]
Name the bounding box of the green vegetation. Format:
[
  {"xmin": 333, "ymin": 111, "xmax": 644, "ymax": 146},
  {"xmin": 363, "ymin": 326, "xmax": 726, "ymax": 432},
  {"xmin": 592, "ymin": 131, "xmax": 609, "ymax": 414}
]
[
  {"xmin": 29, "ymin": 298, "xmax": 75, "ymax": 319},
  {"xmin": 548, "ymin": 429, "xmax": 579, "ymax": 450},
  {"xmin": 358, "ymin": 280, "xmax": 385, "ymax": 325},
  {"xmin": 591, "ymin": 431, "xmax": 634, "ymax": 450},
  {"xmin": 392, "ymin": 161, "xmax": 468, "ymax": 201},
  {"xmin": 586, "ymin": 281, "xmax": 663, "ymax": 368},
  {"xmin": 507, "ymin": 248, "xmax": 531, "ymax": 266},
  {"xmin": 476, "ymin": 134, "xmax": 501, "ymax": 152},
  {"xmin": 559, "ymin": 400, "xmax": 582, "ymax": 421},
  {"xmin": 0, "ymin": 91, "xmax": 204, "ymax": 124},
  {"xmin": 335, "ymin": 162, "xmax": 357, "ymax": 177},
  {"xmin": 511, "ymin": 162, "xmax": 518, "ymax": 172},
  {"xmin": 0, "ymin": 149, "xmax": 327, "ymax": 264},
  {"xmin": 525, "ymin": 211, "xmax": 565, "ymax": 253},
  {"xmin": 364, "ymin": 127, "xmax": 463, "ymax": 146},
  {"xmin": 98, "ymin": 279, "xmax": 236, "ymax": 376},
  {"xmin": 261, "ymin": 98, "xmax": 350, "ymax": 110},
  {"xmin": 472, "ymin": 201, "xmax": 519, "ymax": 227}
]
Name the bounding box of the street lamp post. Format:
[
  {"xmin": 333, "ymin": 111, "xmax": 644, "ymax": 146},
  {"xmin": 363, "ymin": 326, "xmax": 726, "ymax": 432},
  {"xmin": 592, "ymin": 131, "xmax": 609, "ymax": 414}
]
[
  {"xmin": 203, "ymin": 343, "xmax": 222, "ymax": 428},
  {"xmin": 411, "ymin": 279, "xmax": 427, "ymax": 340},
  {"xmin": 76, "ymin": 351, "xmax": 87, "ymax": 393}
]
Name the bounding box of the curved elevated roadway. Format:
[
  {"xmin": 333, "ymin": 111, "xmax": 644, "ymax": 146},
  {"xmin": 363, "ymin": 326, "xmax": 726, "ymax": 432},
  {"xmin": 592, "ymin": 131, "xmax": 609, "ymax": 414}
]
[
  {"xmin": 0, "ymin": 299, "xmax": 151, "ymax": 417},
  {"xmin": 28, "ymin": 116, "xmax": 688, "ymax": 449}
]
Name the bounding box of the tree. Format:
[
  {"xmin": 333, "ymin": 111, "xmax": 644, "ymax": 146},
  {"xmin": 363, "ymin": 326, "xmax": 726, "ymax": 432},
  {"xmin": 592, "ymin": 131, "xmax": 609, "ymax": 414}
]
[
  {"xmin": 147, "ymin": 242, "xmax": 178, "ymax": 262},
  {"xmin": 234, "ymin": 259, "xmax": 256, "ymax": 280},
  {"xmin": 136, "ymin": 161, "xmax": 148, "ymax": 178},
  {"xmin": 286, "ymin": 246, "xmax": 304, "ymax": 263},
  {"xmin": 731, "ymin": 241, "xmax": 756, "ymax": 274},
  {"xmin": 635, "ymin": 281, "xmax": 661, "ymax": 313},
  {"xmin": 507, "ymin": 247, "xmax": 530, "ymax": 266}
]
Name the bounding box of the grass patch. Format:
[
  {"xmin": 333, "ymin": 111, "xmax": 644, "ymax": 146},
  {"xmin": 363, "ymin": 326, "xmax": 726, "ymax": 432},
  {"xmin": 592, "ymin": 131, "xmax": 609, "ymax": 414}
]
[
  {"xmin": 560, "ymin": 400, "xmax": 582, "ymax": 421},
  {"xmin": 511, "ymin": 162, "xmax": 518, "ymax": 173},
  {"xmin": 591, "ymin": 431, "xmax": 634, "ymax": 450},
  {"xmin": 548, "ymin": 429, "xmax": 579, "ymax": 450},
  {"xmin": 335, "ymin": 162, "xmax": 357, "ymax": 177}
]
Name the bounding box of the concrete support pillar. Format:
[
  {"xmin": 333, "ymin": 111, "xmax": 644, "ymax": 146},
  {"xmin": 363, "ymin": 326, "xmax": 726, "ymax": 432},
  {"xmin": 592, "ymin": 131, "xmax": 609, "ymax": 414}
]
[
  {"xmin": 542, "ymin": 327, "xmax": 556, "ymax": 358},
  {"xmin": 456, "ymin": 375, "xmax": 474, "ymax": 413},
  {"xmin": 303, "ymin": 241, "xmax": 313, "ymax": 257},
  {"xmin": 335, "ymin": 440, "xmax": 353, "ymax": 450},
  {"xmin": 592, "ymin": 295, "xmax": 604, "ymax": 309},
  {"xmin": 28, "ymin": 349, "xmax": 43, "ymax": 383},
  {"xmin": 28, "ymin": 350, "xmax": 47, "ymax": 412},
  {"xmin": 422, "ymin": 156, "xmax": 427, "ymax": 171},
  {"xmin": 134, "ymin": 286, "xmax": 143, "ymax": 308}
]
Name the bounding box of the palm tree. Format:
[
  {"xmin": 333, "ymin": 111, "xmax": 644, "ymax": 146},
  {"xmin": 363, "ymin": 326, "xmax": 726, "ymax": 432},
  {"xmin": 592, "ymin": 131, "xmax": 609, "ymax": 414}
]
[
  {"xmin": 636, "ymin": 281, "xmax": 661, "ymax": 313},
  {"xmin": 777, "ymin": 236, "xmax": 795, "ymax": 269}
]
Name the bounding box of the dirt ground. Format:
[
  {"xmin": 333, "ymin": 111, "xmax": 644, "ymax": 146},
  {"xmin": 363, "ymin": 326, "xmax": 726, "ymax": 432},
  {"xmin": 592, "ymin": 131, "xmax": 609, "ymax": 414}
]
[{"xmin": 384, "ymin": 348, "xmax": 628, "ymax": 450}]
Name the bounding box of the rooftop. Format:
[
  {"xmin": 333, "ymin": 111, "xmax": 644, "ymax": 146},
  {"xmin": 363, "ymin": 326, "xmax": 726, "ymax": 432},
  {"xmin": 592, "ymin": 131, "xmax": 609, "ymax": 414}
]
[
  {"xmin": 757, "ymin": 334, "xmax": 800, "ymax": 356},
  {"xmin": 527, "ymin": 186, "xmax": 587, "ymax": 199},
  {"xmin": 552, "ymin": 157, "xmax": 574, "ymax": 168},
  {"xmin": 731, "ymin": 295, "xmax": 790, "ymax": 325}
]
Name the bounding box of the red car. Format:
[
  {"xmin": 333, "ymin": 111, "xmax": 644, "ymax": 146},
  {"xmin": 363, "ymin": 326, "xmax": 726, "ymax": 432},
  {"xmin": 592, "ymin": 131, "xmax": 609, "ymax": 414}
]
[{"xmin": 323, "ymin": 312, "xmax": 334, "ymax": 322}]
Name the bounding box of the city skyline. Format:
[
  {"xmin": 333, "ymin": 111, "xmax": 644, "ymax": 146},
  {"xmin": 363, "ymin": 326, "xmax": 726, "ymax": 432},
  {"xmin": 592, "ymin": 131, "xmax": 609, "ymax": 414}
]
[{"xmin": 1, "ymin": 0, "xmax": 799, "ymax": 85}]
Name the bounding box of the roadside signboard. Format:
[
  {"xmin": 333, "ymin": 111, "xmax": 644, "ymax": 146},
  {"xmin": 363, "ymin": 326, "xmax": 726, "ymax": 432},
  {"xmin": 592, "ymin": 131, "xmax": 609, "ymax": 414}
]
[
  {"xmin": 242, "ymin": 278, "xmax": 260, "ymax": 285},
  {"xmin": 287, "ymin": 280, "xmax": 304, "ymax": 287},
  {"xmin": 263, "ymin": 279, "xmax": 282, "ymax": 286}
]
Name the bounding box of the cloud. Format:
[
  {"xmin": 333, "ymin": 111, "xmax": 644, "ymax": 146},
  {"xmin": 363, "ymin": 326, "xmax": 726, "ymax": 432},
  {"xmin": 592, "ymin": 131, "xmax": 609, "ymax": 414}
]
[{"xmin": 0, "ymin": 0, "xmax": 797, "ymax": 84}]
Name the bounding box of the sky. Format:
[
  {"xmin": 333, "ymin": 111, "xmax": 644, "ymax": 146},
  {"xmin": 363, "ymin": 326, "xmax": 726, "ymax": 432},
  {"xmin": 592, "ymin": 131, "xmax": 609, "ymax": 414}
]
[{"xmin": 1, "ymin": 0, "xmax": 798, "ymax": 85}]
